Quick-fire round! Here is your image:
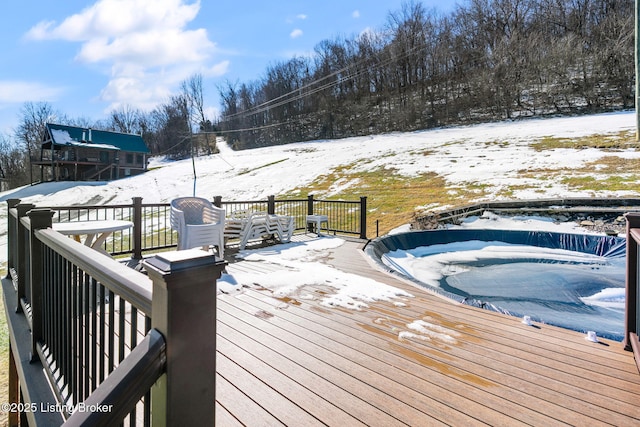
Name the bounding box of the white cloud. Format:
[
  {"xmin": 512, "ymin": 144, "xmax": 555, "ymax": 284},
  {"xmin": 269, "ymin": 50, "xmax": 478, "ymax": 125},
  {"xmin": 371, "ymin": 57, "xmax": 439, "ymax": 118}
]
[
  {"xmin": 286, "ymin": 13, "xmax": 307, "ymax": 24},
  {"xmin": 352, "ymin": 10, "xmax": 360, "ymax": 18},
  {"xmin": 24, "ymin": 0, "xmax": 224, "ymax": 112},
  {"xmin": 76, "ymin": 28, "xmax": 214, "ymax": 66},
  {"xmin": 26, "ymin": 0, "xmax": 200, "ymax": 41},
  {"xmin": 290, "ymin": 29, "xmax": 303, "ymax": 39},
  {"xmin": 0, "ymin": 81, "xmax": 64, "ymax": 103},
  {"xmin": 205, "ymin": 61, "xmax": 230, "ymax": 78},
  {"xmin": 99, "ymin": 73, "xmax": 172, "ymax": 112}
]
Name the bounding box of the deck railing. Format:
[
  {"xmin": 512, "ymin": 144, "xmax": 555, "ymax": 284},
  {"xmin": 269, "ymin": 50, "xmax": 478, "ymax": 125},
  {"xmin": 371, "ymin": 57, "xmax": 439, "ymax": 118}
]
[
  {"xmin": 625, "ymin": 213, "xmax": 640, "ymax": 373},
  {"xmin": 4, "ymin": 199, "xmax": 225, "ymax": 425},
  {"xmin": 39, "ymin": 194, "xmax": 367, "ymax": 260},
  {"xmin": 214, "ymin": 194, "xmax": 367, "ymax": 238}
]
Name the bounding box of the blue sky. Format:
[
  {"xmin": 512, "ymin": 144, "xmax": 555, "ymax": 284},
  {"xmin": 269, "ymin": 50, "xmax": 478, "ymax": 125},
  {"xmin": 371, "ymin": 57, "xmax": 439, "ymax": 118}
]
[{"xmin": 0, "ymin": 0, "xmax": 458, "ymax": 134}]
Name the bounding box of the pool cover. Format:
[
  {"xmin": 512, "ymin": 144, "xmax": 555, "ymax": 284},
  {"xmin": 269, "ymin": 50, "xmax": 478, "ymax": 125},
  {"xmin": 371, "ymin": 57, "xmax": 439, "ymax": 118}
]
[{"xmin": 365, "ymin": 229, "xmax": 626, "ymax": 341}]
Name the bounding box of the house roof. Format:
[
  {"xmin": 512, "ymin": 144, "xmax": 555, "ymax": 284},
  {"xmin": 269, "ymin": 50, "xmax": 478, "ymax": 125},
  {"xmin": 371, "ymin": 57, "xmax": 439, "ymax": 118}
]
[{"xmin": 44, "ymin": 123, "xmax": 150, "ymax": 153}]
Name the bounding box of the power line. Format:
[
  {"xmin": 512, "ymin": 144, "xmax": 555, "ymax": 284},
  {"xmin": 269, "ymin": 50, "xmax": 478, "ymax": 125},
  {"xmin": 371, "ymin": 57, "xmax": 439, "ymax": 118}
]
[{"xmin": 219, "ymin": 38, "xmax": 432, "ymax": 133}]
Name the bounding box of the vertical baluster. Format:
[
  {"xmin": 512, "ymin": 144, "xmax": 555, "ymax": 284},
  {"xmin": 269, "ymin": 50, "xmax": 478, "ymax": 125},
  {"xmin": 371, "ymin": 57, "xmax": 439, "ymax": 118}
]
[
  {"xmin": 144, "ymin": 387, "xmax": 151, "ymax": 427},
  {"xmin": 118, "ymin": 298, "xmax": 126, "ymax": 364},
  {"xmin": 130, "ymin": 307, "xmax": 138, "ymax": 349},
  {"xmin": 83, "ymin": 272, "xmax": 90, "ymax": 400},
  {"xmin": 70, "ymin": 264, "xmax": 77, "ymax": 405},
  {"xmin": 108, "ymin": 290, "xmax": 115, "ymax": 375},
  {"xmin": 129, "ymin": 306, "xmax": 138, "ymax": 426},
  {"xmin": 99, "ymin": 284, "xmax": 105, "ymax": 385},
  {"xmin": 48, "ymin": 250, "xmax": 55, "ymax": 361},
  {"xmin": 144, "ymin": 315, "xmax": 153, "ymax": 426},
  {"xmin": 77, "ymin": 270, "xmax": 84, "ymax": 405},
  {"xmin": 90, "ymin": 278, "xmax": 97, "ymax": 393},
  {"xmin": 42, "ymin": 248, "xmax": 49, "ymax": 353},
  {"xmin": 61, "ymin": 260, "xmax": 69, "ymax": 401},
  {"xmin": 54, "ymin": 252, "xmax": 62, "ymax": 380},
  {"xmin": 41, "ymin": 248, "xmax": 47, "ymax": 347},
  {"xmin": 64, "ymin": 259, "xmax": 72, "ymax": 401}
]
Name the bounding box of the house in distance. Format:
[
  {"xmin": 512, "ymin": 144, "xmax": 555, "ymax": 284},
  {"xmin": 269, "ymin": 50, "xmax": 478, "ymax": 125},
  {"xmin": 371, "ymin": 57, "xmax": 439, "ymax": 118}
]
[{"xmin": 34, "ymin": 123, "xmax": 150, "ymax": 183}]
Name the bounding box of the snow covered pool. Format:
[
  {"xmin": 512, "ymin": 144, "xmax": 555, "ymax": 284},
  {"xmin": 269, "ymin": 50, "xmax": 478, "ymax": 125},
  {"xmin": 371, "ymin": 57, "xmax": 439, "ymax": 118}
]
[{"xmin": 365, "ymin": 229, "xmax": 626, "ymax": 341}]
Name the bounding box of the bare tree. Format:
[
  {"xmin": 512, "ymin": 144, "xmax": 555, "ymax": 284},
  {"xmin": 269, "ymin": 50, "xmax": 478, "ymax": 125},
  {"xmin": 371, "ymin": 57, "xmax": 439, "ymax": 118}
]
[
  {"xmin": 109, "ymin": 105, "xmax": 142, "ymax": 134},
  {"xmin": 149, "ymin": 95, "xmax": 192, "ymax": 159},
  {"xmin": 14, "ymin": 101, "xmax": 60, "ymax": 184},
  {"xmin": 181, "ymin": 73, "xmax": 216, "ymax": 154},
  {"xmin": 0, "ymin": 133, "xmax": 29, "ymax": 189}
]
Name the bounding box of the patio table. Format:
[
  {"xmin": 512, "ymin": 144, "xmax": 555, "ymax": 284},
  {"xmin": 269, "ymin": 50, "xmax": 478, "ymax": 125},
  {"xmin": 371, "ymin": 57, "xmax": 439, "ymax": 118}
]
[
  {"xmin": 306, "ymin": 215, "xmax": 329, "ymax": 235},
  {"xmin": 53, "ymin": 220, "xmax": 133, "ymax": 254}
]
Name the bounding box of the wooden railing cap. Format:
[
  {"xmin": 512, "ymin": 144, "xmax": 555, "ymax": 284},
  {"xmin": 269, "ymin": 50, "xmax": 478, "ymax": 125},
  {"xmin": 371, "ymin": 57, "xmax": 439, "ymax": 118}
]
[{"xmin": 143, "ymin": 249, "xmax": 224, "ymax": 274}]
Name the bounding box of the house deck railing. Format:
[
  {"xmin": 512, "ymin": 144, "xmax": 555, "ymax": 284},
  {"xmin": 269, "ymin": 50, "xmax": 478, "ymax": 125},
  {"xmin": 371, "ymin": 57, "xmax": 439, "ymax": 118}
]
[
  {"xmin": 39, "ymin": 194, "xmax": 367, "ymax": 259},
  {"xmin": 5, "ymin": 200, "xmax": 225, "ymax": 425}
]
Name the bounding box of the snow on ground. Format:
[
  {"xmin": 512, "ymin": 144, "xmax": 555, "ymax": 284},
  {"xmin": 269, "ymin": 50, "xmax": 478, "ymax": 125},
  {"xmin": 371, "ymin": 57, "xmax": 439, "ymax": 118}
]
[
  {"xmin": 3, "ymin": 111, "xmax": 636, "ymax": 208},
  {"xmin": 218, "ymin": 236, "xmax": 413, "ymax": 311},
  {"xmin": 1, "ymin": 111, "xmax": 637, "ymax": 267},
  {"xmin": 450, "ymin": 210, "xmax": 601, "ymax": 233},
  {"xmin": 2, "ymin": 111, "xmax": 636, "ymax": 257},
  {"xmin": 218, "ymin": 235, "xmax": 461, "ymax": 343},
  {"xmin": 2, "ymin": 112, "xmax": 636, "ymax": 341}
]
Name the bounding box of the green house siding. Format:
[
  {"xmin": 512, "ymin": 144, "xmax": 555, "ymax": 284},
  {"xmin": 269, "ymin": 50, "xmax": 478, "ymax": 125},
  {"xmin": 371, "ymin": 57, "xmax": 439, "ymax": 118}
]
[{"xmin": 37, "ymin": 123, "xmax": 150, "ymax": 183}]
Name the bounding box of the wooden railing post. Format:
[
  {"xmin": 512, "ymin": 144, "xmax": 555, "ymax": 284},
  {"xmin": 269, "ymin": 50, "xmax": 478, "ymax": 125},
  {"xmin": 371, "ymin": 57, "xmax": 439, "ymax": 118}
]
[
  {"xmin": 15, "ymin": 202, "xmax": 35, "ymax": 313},
  {"xmin": 143, "ymin": 249, "xmax": 226, "ymax": 426},
  {"xmin": 27, "ymin": 208, "xmax": 54, "ymax": 361},
  {"xmin": 132, "ymin": 197, "xmax": 143, "ymax": 260},
  {"xmin": 267, "ymin": 195, "xmax": 275, "ymax": 215},
  {"xmin": 359, "ymin": 196, "xmax": 368, "ymax": 240},
  {"xmin": 307, "ymin": 194, "xmax": 315, "ymax": 216},
  {"xmin": 213, "ymin": 195, "xmax": 222, "ymax": 208},
  {"xmin": 624, "ymin": 213, "xmax": 640, "ymax": 351},
  {"xmin": 307, "ymin": 195, "xmax": 315, "ymax": 233},
  {"xmin": 5, "ymin": 199, "xmax": 20, "ymax": 281}
]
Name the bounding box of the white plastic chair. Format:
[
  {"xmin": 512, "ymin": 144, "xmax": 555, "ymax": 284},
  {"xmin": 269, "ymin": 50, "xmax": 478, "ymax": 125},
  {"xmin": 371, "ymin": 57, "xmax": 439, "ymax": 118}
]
[
  {"xmin": 267, "ymin": 215, "xmax": 294, "ymax": 243},
  {"xmin": 170, "ymin": 197, "xmax": 225, "ymax": 257},
  {"xmin": 224, "ymin": 210, "xmax": 294, "ymax": 249}
]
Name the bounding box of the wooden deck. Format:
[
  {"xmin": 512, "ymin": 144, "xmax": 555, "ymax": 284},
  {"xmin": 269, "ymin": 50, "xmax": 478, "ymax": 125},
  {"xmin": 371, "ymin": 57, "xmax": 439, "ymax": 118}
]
[{"xmin": 217, "ymin": 238, "xmax": 640, "ymax": 426}]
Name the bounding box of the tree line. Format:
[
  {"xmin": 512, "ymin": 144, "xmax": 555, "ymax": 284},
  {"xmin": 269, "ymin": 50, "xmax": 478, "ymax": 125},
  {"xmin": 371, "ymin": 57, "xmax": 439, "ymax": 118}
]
[
  {"xmin": 218, "ymin": 0, "xmax": 634, "ymax": 149},
  {"xmin": 1, "ymin": 74, "xmax": 216, "ymax": 190},
  {"xmin": 1, "ymin": 0, "xmax": 633, "ymax": 190}
]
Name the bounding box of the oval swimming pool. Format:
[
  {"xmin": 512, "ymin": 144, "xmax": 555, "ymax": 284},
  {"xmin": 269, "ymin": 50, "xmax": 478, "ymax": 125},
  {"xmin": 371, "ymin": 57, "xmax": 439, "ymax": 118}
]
[{"xmin": 365, "ymin": 229, "xmax": 626, "ymax": 341}]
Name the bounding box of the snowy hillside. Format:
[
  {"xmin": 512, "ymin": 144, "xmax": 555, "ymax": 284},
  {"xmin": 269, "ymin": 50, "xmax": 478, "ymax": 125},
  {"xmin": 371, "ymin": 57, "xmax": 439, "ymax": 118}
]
[
  {"xmin": 0, "ymin": 112, "xmax": 640, "ymax": 328},
  {"xmin": 5, "ymin": 111, "xmax": 638, "ymax": 205},
  {"xmin": 1, "ymin": 111, "xmax": 638, "ymax": 266}
]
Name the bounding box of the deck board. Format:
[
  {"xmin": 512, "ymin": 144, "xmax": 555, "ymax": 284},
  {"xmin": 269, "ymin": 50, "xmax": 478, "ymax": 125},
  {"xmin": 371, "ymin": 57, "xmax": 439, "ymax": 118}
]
[
  {"xmin": 231, "ymin": 291, "xmax": 558, "ymax": 426},
  {"xmin": 223, "ymin": 294, "xmax": 500, "ymax": 426},
  {"xmin": 235, "ymin": 288, "xmax": 632, "ymax": 426},
  {"xmin": 215, "ymin": 238, "xmax": 640, "ymax": 426}
]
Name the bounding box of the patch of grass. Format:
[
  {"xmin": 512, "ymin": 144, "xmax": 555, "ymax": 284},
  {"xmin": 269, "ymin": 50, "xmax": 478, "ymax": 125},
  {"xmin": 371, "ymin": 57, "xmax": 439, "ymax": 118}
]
[
  {"xmin": 495, "ymin": 184, "xmax": 535, "ymax": 198},
  {"xmin": 519, "ymin": 156, "xmax": 640, "ymax": 193},
  {"xmin": 584, "ymin": 156, "xmax": 640, "ymax": 174},
  {"xmin": 484, "ymin": 140, "xmax": 510, "ymax": 148},
  {"xmin": 560, "ymin": 175, "xmax": 640, "ymax": 192},
  {"xmin": 531, "ymin": 130, "xmax": 637, "ymax": 151},
  {"xmin": 408, "ymin": 149, "xmax": 436, "ymax": 156},
  {"xmin": 284, "ymin": 163, "xmax": 486, "ymax": 235}
]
